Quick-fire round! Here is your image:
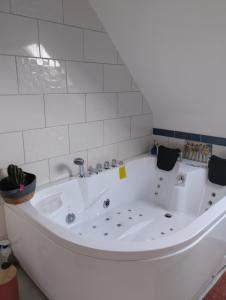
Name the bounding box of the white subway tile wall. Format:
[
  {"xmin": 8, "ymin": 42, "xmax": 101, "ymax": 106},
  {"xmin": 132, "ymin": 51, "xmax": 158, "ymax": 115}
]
[
  {"xmin": 69, "ymin": 121, "xmax": 103, "ymax": 152},
  {"xmin": 103, "ymin": 64, "xmax": 131, "ymax": 92},
  {"xmin": 0, "ymin": 56, "xmax": 18, "ymax": 94},
  {"xmin": 142, "ymin": 98, "xmax": 152, "ymax": 114},
  {"xmin": 118, "ymin": 92, "xmax": 143, "ymax": 117},
  {"xmin": 0, "ymin": 206, "xmax": 6, "ymax": 239},
  {"xmin": 11, "ymin": 0, "xmax": 63, "ymax": 22},
  {"xmin": 67, "ymin": 61, "xmax": 103, "ymax": 93},
  {"xmin": 83, "ymin": 30, "xmax": 117, "ymax": 64},
  {"xmin": 63, "ymin": 0, "xmax": 102, "ymax": 30},
  {"xmin": 117, "ymin": 53, "xmax": 124, "ymax": 65},
  {"xmin": 20, "ymin": 160, "xmax": 50, "ymax": 187},
  {"xmin": 131, "ymin": 79, "xmax": 139, "ymax": 91},
  {"xmin": 104, "ymin": 118, "xmax": 131, "ymax": 144},
  {"xmin": 0, "ymin": 95, "xmax": 45, "ymax": 132},
  {"xmin": 0, "ymin": 14, "xmax": 39, "ymax": 56},
  {"xmin": 86, "ymin": 93, "xmax": 117, "ymax": 121},
  {"xmin": 45, "ymin": 94, "xmax": 85, "ymax": 126},
  {"xmin": 0, "ymin": 0, "xmax": 10, "ymax": 13},
  {"xmin": 0, "ymin": 132, "xmax": 24, "ymax": 168},
  {"xmin": 17, "ymin": 57, "xmax": 67, "ymax": 94},
  {"xmin": 39, "ymin": 21, "xmax": 83, "ymax": 61},
  {"xmin": 131, "ymin": 114, "xmax": 153, "ymax": 138},
  {"xmin": 23, "ymin": 126, "xmax": 69, "ymax": 162},
  {"xmin": 88, "ymin": 144, "xmax": 118, "ymax": 167},
  {"xmin": 118, "ymin": 136, "xmax": 152, "ymax": 160},
  {"xmin": 0, "ymin": 0, "xmax": 153, "ymax": 236}
]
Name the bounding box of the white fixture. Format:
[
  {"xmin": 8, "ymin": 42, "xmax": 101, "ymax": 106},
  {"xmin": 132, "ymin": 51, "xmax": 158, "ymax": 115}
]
[{"xmin": 4, "ymin": 155, "xmax": 226, "ymax": 300}]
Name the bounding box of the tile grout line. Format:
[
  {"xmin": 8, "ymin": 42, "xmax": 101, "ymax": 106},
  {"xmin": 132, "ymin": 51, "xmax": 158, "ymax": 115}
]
[
  {"xmin": 67, "ymin": 124, "xmax": 71, "ymax": 154},
  {"xmin": 8, "ymin": 0, "xmax": 12, "ymax": 13},
  {"xmin": 47, "ymin": 158, "xmax": 51, "ymax": 183},
  {"xmin": 0, "ymin": 10, "xmax": 106, "ymax": 34},
  {"xmin": 0, "ymin": 90, "xmax": 141, "ymax": 97},
  {"xmin": 116, "ymin": 93, "xmax": 119, "ymax": 117},
  {"xmin": 102, "ymin": 64, "xmax": 105, "ymax": 91},
  {"xmin": 37, "ymin": 20, "xmax": 41, "ymax": 58},
  {"xmin": 14, "ymin": 56, "xmax": 20, "ymax": 94},
  {"xmin": 130, "ymin": 117, "xmax": 132, "ymax": 138},
  {"xmin": 61, "ymin": 0, "xmax": 64, "ymax": 24},
  {"xmin": 82, "ymin": 29, "xmax": 85, "ymax": 60},
  {"xmin": 84, "ymin": 94, "xmax": 87, "ymax": 122},
  {"xmin": 0, "ymin": 53, "xmax": 125, "ymax": 67},
  {"xmin": 65, "ymin": 59, "xmax": 69, "ymax": 93},
  {"xmin": 102, "ymin": 120, "xmax": 105, "ymax": 147},
  {"xmin": 0, "ymin": 114, "xmax": 153, "ymax": 138},
  {"xmin": 42, "ymin": 94, "xmax": 47, "ymax": 127},
  {"xmin": 21, "ymin": 131, "xmax": 26, "ymax": 164}
]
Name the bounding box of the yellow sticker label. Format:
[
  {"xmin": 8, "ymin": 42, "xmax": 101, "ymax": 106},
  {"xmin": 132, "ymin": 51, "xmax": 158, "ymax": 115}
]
[{"xmin": 119, "ymin": 166, "xmax": 126, "ymax": 180}]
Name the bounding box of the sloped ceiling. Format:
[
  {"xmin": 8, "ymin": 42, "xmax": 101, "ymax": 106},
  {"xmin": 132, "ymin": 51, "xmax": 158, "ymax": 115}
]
[{"xmin": 89, "ymin": 0, "xmax": 226, "ymax": 137}]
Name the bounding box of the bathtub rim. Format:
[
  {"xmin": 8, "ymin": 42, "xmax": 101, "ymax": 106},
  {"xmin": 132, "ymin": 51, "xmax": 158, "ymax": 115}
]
[
  {"xmin": 4, "ymin": 200, "xmax": 226, "ymax": 262},
  {"xmin": 4, "ymin": 158, "xmax": 226, "ymax": 262},
  {"xmin": 4, "ymin": 154, "xmax": 226, "ymax": 261}
]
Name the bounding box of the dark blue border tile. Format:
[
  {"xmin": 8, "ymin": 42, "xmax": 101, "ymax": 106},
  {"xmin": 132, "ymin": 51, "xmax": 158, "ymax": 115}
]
[
  {"xmin": 153, "ymin": 128, "xmax": 174, "ymax": 137},
  {"xmin": 153, "ymin": 128, "xmax": 226, "ymax": 146},
  {"xmin": 174, "ymin": 131, "xmax": 187, "ymax": 140},
  {"xmin": 187, "ymin": 132, "xmax": 201, "ymax": 142},
  {"xmin": 174, "ymin": 131, "xmax": 201, "ymax": 141},
  {"xmin": 201, "ymin": 135, "xmax": 226, "ymax": 146}
]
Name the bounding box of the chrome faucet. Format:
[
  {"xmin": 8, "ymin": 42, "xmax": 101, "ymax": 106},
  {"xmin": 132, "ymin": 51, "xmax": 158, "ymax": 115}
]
[{"xmin": 73, "ymin": 158, "xmax": 85, "ymax": 178}]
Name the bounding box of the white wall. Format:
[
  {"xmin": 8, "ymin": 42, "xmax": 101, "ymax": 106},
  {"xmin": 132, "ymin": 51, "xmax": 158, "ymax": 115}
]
[
  {"xmin": 89, "ymin": 0, "xmax": 226, "ymax": 137},
  {"xmin": 0, "ymin": 0, "xmax": 153, "ymax": 239}
]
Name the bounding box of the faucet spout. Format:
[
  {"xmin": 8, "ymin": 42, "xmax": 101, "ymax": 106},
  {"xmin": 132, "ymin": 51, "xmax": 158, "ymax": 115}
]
[{"xmin": 73, "ymin": 158, "xmax": 85, "ymax": 177}]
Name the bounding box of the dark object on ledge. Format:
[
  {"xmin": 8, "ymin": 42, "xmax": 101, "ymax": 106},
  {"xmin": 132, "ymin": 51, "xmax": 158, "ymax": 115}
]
[
  {"xmin": 157, "ymin": 145, "xmax": 181, "ymax": 171},
  {"xmin": 151, "ymin": 140, "xmax": 158, "ymax": 156},
  {"xmin": 208, "ymin": 155, "xmax": 226, "ymax": 186},
  {"xmin": 0, "ymin": 165, "xmax": 36, "ymax": 205}
]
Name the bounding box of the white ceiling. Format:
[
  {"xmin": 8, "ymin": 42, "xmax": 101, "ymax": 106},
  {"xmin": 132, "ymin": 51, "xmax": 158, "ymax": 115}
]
[{"xmin": 89, "ymin": 0, "xmax": 226, "ymax": 137}]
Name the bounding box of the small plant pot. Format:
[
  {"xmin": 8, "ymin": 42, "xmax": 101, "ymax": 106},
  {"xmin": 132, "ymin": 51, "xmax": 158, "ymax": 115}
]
[{"xmin": 0, "ymin": 173, "xmax": 36, "ymax": 205}]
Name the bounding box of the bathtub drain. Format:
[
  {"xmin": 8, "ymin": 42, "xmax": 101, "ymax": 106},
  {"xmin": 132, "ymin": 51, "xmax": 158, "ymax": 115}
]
[
  {"xmin": 164, "ymin": 213, "xmax": 172, "ymax": 218},
  {"xmin": 103, "ymin": 199, "xmax": 110, "ymax": 208}
]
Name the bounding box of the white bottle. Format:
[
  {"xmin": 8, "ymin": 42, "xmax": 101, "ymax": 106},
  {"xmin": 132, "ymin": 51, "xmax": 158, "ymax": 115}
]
[{"xmin": 0, "ymin": 240, "xmax": 11, "ymax": 267}]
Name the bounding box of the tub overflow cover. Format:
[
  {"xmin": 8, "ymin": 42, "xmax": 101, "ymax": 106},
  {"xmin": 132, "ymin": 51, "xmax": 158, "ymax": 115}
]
[{"xmin": 66, "ymin": 213, "xmax": 76, "ymax": 224}]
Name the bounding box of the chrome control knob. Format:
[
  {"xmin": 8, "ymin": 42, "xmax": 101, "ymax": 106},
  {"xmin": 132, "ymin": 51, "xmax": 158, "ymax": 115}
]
[
  {"xmin": 111, "ymin": 159, "xmax": 117, "ymax": 167},
  {"xmin": 104, "ymin": 161, "xmax": 110, "ymax": 169}
]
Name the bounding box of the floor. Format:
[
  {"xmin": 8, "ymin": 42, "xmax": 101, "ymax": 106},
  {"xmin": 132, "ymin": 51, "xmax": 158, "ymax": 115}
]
[
  {"xmin": 17, "ymin": 267, "xmax": 48, "ymax": 300},
  {"xmin": 203, "ymin": 271, "xmax": 226, "ymax": 300}
]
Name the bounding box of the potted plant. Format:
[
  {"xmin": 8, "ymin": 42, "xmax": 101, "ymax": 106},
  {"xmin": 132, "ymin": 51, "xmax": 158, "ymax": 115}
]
[{"xmin": 0, "ymin": 165, "xmax": 36, "ymax": 205}]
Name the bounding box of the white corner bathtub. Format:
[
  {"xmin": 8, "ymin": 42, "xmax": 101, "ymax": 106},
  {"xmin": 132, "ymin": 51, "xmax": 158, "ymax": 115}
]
[{"xmin": 4, "ymin": 155, "xmax": 226, "ymax": 300}]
